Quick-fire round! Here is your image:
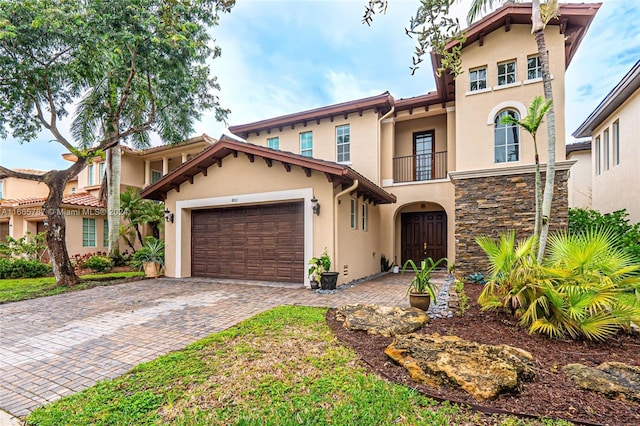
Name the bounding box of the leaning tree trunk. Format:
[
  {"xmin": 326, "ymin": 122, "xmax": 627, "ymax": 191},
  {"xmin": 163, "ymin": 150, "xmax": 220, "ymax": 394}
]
[
  {"xmin": 42, "ymin": 170, "xmax": 83, "ymax": 287},
  {"xmin": 107, "ymin": 145, "xmax": 122, "ymax": 256},
  {"xmin": 534, "ymin": 26, "xmax": 556, "ymax": 262}
]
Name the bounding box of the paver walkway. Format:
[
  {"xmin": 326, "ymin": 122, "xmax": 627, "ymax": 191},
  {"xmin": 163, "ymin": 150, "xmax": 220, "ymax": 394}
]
[{"xmin": 0, "ymin": 273, "xmax": 429, "ymax": 417}]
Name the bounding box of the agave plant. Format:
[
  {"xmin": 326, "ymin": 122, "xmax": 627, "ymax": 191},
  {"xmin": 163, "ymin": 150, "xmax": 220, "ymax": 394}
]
[{"xmin": 402, "ymin": 257, "xmax": 448, "ymax": 302}]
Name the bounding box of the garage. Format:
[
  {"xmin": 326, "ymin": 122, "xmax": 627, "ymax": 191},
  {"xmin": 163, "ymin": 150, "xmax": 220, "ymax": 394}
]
[{"xmin": 191, "ymin": 202, "xmax": 305, "ymax": 282}]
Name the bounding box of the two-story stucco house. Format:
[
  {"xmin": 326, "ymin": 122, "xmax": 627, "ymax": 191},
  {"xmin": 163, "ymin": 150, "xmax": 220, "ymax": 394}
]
[
  {"xmin": 0, "ymin": 135, "xmax": 215, "ymax": 257},
  {"xmin": 142, "ymin": 3, "xmax": 600, "ymax": 287},
  {"xmin": 571, "ymin": 59, "xmax": 640, "ymax": 223}
]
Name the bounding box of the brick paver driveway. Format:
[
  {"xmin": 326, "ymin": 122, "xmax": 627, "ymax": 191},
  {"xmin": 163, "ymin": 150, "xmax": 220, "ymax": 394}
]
[{"xmin": 0, "ymin": 274, "xmax": 412, "ymax": 417}]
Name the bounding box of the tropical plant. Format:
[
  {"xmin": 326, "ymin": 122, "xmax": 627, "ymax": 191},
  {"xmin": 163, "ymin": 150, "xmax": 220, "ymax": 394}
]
[
  {"xmin": 85, "ymin": 255, "xmax": 113, "ymax": 273},
  {"xmin": 380, "ymin": 254, "xmax": 392, "ymax": 272},
  {"xmin": 500, "ymin": 96, "xmax": 553, "ymax": 247},
  {"xmin": 120, "ymin": 188, "xmax": 166, "ymax": 247},
  {"xmin": 308, "ymin": 248, "xmax": 332, "ymax": 280},
  {"xmin": 468, "ymin": 272, "xmax": 487, "ymax": 285},
  {"xmin": 477, "ymin": 229, "xmax": 640, "ymax": 341},
  {"xmin": 402, "ymin": 257, "xmax": 448, "ymax": 302},
  {"xmin": 0, "ymin": 232, "xmax": 48, "ymax": 262},
  {"xmin": 0, "ymin": 0, "xmax": 233, "ymax": 286},
  {"xmin": 131, "ymin": 237, "xmax": 165, "ymax": 269},
  {"xmin": 476, "ymin": 231, "xmax": 540, "ymax": 317}
]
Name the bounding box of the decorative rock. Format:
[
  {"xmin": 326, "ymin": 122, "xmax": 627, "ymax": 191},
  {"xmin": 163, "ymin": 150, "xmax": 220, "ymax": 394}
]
[
  {"xmin": 336, "ymin": 304, "xmax": 429, "ymax": 337},
  {"xmin": 385, "ymin": 333, "xmax": 535, "ymax": 401},
  {"xmin": 563, "ymin": 362, "xmax": 640, "ymax": 404}
]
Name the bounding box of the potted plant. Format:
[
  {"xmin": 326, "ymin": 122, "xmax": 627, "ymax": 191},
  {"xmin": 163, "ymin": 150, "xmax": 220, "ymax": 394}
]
[
  {"xmin": 307, "ymin": 257, "xmax": 322, "ymax": 289},
  {"xmin": 311, "ymin": 248, "xmax": 338, "ymax": 290},
  {"xmin": 132, "ymin": 237, "xmax": 165, "ymax": 278},
  {"xmin": 402, "ymin": 256, "xmax": 448, "ymax": 311}
]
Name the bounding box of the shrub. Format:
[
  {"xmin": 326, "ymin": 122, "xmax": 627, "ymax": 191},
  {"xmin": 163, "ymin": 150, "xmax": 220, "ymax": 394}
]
[
  {"xmin": 85, "ymin": 255, "xmax": 113, "ymax": 273},
  {"xmin": 0, "ymin": 232, "xmax": 48, "ymax": 261},
  {"xmin": 0, "ymin": 258, "xmax": 52, "ymax": 279},
  {"xmin": 477, "ymin": 228, "xmax": 640, "ymax": 341},
  {"xmin": 569, "ymin": 208, "xmax": 640, "ymax": 265},
  {"xmin": 131, "ymin": 237, "xmax": 165, "ymax": 268}
]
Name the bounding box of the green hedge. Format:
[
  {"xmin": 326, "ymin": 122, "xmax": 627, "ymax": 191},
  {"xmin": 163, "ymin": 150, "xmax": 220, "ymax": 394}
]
[{"xmin": 0, "ymin": 258, "xmax": 52, "ymax": 279}]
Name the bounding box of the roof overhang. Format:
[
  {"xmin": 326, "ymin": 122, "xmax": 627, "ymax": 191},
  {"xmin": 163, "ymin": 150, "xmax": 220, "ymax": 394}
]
[
  {"xmin": 140, "ymin": 136, "xmax": 396, "ymax": 205},
  {"xmin": 573, "ymin": 60, "xmax": 640, "ymax": 138},
  {"xmin": 228, "ymin": 92, "xmax": 394, "ymax": 140},
  {"xmin": 566, "ymin": 140, "xmax": 591, "ymax": 156},
  {"xmin": 446, "ymin": 3, "xmax": 601, "ymax": 69}
]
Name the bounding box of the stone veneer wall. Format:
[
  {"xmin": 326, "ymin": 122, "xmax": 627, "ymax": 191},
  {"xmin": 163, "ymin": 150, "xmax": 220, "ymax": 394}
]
[{"xmin": 454, "ymin": 170, "xmax": 569, "ymax": 276}]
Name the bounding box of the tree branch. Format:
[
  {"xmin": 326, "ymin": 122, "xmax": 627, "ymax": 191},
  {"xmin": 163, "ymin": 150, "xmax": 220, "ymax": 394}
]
[
  {"xmin": 0, "ymin": 165, "xmax": 46, "ymax": 182},
  {"xmin": 114, "ymin": 44, "xmax": 137, "ymax": 123}
]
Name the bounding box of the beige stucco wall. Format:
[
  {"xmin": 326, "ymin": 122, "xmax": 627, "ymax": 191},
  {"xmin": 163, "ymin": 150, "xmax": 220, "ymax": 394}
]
[
  {"xmin": 120, "ymin": 154, "xmax": 145, "ymax": 189},
  {"xmin": 567, "ymin": 150, "xmax": 592, "ymax": 209},
  {"xmin": 243, "ymin": 109, "xmax": 381, "ymax": 182},
  {"xmin": 591, "ymin": 90, "xmax": 640, "ymax": 223},
  {"xmin": 1, "ymin": 177, "xmax": 50, "ymax": 199},
  {"xmin": 455, "ymin": 24, "xmax": 566, "ymax": 172},
  {"xmin": 163, "ymin": 154, "xmax": 386, "ymax": 285},
  {"xmin": 394, "ymin": 114, "xmax": 448, "ymax": 157}
]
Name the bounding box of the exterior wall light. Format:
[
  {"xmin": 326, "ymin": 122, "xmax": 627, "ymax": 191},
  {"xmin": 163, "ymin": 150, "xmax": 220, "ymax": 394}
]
[
  {"xmin": 164, "ymin": 209, "xmax": 174, "ymax": 223},
  {"xmin": 311, "ymin": 197, "xmax": 320, "ymax": 216}
]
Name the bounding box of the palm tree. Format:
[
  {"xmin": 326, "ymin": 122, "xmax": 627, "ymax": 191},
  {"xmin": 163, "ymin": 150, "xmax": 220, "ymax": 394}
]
[
  {"xmin": 468, "ymin": 0, "xmax": 560, "ymax": 261},
  {"xmin": 500, "ymin": 96, "xmax": 553, "ymax": 249}
]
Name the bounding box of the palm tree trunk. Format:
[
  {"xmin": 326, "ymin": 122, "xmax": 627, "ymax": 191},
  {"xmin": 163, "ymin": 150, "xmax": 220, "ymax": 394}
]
[
  {"xmin": 107, "ymin": 146, "xmax": 122, "ymax": 256},
  {"xmin": 532, "ymin": 136, "xmax": 542, "ymax": 240},
  {"xmin": 534, "ymin": 24, "xmax": 556, "ymax": 262}
]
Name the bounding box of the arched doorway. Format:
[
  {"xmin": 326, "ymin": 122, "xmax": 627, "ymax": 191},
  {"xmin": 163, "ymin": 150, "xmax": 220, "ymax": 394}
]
[{"xmin": 399, "ymin": 205, "xmax": 447, "ymax": 265}]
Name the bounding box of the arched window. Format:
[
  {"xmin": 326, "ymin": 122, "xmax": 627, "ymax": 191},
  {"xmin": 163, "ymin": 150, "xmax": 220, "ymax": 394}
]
[{"xmin": 494, "ymin": 110, "xmax": 520, "ymax": 163}]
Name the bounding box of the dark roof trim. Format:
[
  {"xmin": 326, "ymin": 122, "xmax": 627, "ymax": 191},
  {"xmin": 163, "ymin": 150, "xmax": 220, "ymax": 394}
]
[
  {"xmin": 573, "ymin": 59, "xmax": 640, "ymax": 138},
  {"xmin": 140, "ymin": 135, "xmax": 396, "ymax": 205},
  {"xmin": 228, "ymin": 93, "xmax": 394, "ymax": 139},
  {"xmin": 446, "ymin": 3, "xmax": 601, "ymax": 68},
  {"xmin": 566, "ymin": 140, "xmax": 591, "ymax": 156}
]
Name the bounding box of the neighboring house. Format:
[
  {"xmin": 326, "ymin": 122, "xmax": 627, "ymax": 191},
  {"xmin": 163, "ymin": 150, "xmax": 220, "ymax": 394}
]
[
  {"xmin": 142, "ymin": 3, "xmax": 599, "ymax": 286},
  {"xmin": 566, "ymin": 141, "xmax": 592, "ymax": 209},
  {"xmin": 0, "ymin": 135, "xmax": 215, "ymax": 257},
  {"xmin": 572, "ymin": 59, "xmax": 640, "ymax": 223}
]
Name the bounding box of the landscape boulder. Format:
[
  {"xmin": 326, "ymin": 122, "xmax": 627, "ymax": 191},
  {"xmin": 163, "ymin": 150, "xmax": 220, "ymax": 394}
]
[
  {"xmin": 563, "ymin": 362, "xmax": 640, "ymax": 404},
  {"xmin": 336, "ymin": 304, "xmax": 429, "ymax": 337},
  {"xmin": 385, "ymin": 333, "xmax": 535, "ymax": 401}
]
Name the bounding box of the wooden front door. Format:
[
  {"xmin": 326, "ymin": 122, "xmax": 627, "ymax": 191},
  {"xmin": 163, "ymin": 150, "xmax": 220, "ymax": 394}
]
[
  {"xmin": 413, "ymin": 130, "xmax": 434, "ymax": 181},
  {"xmin": 401, "ymin": 211, "xmax": 447, "ymax": 265}
]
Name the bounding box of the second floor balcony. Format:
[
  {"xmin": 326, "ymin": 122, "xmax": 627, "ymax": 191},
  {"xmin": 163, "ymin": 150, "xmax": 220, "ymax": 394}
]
[{"xmin": 393, "ymin": 151, "xmax": 447, "ymax": 183}]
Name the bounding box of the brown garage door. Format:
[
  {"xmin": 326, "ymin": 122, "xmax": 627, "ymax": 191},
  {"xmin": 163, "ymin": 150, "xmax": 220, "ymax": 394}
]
[
  {"xmin": 0, "ymin": 222, "xmax": 8, "ymax": 242},
  {"xmin": 191, "ymin": 202, "xmax": 304, "ymax": 282}
]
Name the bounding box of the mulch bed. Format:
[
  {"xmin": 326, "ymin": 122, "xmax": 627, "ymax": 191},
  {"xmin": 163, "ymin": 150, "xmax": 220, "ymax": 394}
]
[{"xmin": 327, "ymin": 283, "xmax": 640, "ymax": 426}]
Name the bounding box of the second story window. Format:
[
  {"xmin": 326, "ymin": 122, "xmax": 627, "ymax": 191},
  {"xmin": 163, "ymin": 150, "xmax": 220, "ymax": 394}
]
[
  {"xmin": 267, "ymin": 136, "xmax": 279, "ymax": 150},
  {"xmin": 300, "ymin": 131, "xmax": 313, "ymax": 157},
  {"xmin": 151, "ymin": 170, "xmax": 162, "ymax": 183},
  {"xmin": 0, "ymin": 181, "xmax": 3, "ymax": 199},
  {"xmin": 336, "ymin": 124, "xmax": 350, "ymax": 163},
  {"xmin": 88, "ymin": 164, "xmax": 95, "ymax": 186},
  {"xmin": 604, "ymin": 128, "xmax": 610, "ymax": 171},
  {"xmin": 613, "ymin": 120, "xmax": 620, "ymax": 165},
  {"xmin": 497, "ymin": 60, "xmax": 517, "ymax": 86},
  {"xmin": 494, "ymin": 110, "xmax": 520, "ymax": 163},
  {"xmin": 469, "ymin": 67, "xmax": 487, "ymax": 91},
  {"xmin": 527, "ymin": 55, "xmax": 541, "ymax": 80},
  {"xmin": 99, "ymin": 162, "xmax": 105, "ymax": 181},
  {"xmin": 595, "ymin": 135, "xmax": 601, "ymax": 176}
]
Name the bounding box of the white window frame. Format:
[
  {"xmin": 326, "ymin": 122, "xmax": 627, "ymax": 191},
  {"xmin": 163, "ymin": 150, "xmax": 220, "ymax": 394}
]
[
  {"xmin": 494, "ymin": 110, "xmax": 520, "ymax": 163},
  {"xmin": 267, "ymin": 136, "xmax": 279, "ymax": 150},
  {"xmin": 99, "ymin": 162, "xmax": 105, "ymax": 181},
  {"xmin": 613, "ymin": 120, "xmax": 620, "ymax": 165},
  {"xmin": 300, "ymin": 131, "xmax": 313, "ymax": 157},
  {"xmin": 82, "ymin": 218, "xmax": 96, "ymax": 247},
  {"xmin": 497, "ymin": 60, "xmax": 517, "ymax": 86},
  {"xmin": 527, "ymin": 55, "xmax": 541, "ymax": 80},
  {"xmin": 595, "ymin": 136, "xmax": 601, "ymax": 176},
  {"xmin": 361, "ymin": 203, "xmax": 367, "ymax": 231},
  {"xmin": 603, "ymin": 128, "xmax": 610, "ymax": 171},
  {"xmin": 469, "ymin": 67, "xmax": 487, "ymax": 92},
  {"xmin": 336, "ymin": 124, "xmax": 350, "ymax": 163},
  {"xmin": 88, "ymin": 164, "xmax": 95, "ymax": 186},
  {"xmin": 350, "ymin": 198, "xmax": 357, "ymax": 230}
]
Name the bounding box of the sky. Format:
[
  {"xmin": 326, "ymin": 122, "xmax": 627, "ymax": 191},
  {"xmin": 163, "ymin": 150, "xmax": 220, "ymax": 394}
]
[{"xmin": 1, "ymin": 0, "xmax": 639, "ymax": 171}]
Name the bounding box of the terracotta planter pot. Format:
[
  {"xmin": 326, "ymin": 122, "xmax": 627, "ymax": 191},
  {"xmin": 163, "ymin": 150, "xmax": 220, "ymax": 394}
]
[
  {"xmin": 409, "ymin": 293, "xmax": 432, "ymax": 311},
  {"xmin": 143, "ymin": 262, "xmax": 161, "ymax": 278}
]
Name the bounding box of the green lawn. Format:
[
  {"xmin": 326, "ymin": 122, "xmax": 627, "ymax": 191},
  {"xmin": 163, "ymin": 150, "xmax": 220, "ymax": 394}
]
[
  {"xmin": 26, "ymin": 306, "xmax": 573, "ymax": 426},
  {"xmin": 0, "ymin": 271, "xmax": 145, "ymax": 304}
]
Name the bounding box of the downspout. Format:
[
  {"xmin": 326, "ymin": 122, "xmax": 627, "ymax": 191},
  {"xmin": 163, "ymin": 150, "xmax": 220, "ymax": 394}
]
[
  {"xmin": 377, "ymin": 107, "xmax": 395, "ymax": 186},
  {"xmin": 334, "ymin": 179, "xmax": 359, "ymax": 276}
]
